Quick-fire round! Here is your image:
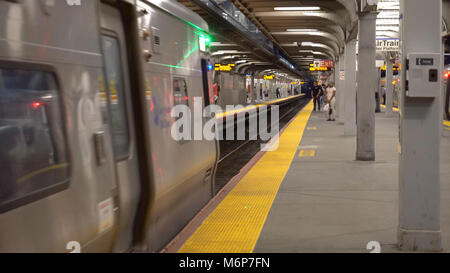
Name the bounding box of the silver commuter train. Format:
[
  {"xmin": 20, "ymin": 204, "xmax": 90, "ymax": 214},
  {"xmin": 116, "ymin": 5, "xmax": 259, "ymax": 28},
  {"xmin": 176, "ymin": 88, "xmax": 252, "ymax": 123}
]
[{"xmin": 0, "ymin": 0, "xmax": 218, "ymax": 252}]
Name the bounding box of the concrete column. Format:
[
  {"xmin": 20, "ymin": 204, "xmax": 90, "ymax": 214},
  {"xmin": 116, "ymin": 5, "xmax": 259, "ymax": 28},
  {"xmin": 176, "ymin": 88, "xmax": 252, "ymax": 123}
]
[
  {"xmin": 385, "ymin": 59, "xmax": 394, "ymax": 115},
  {"xmin": 337, "ymin": 51, "xmax": 346, "ymax": 123},
  {"xmin": 375, "ymin": 68, "xmax": 382, "ymax": 113},
  {"xmin": 344, "ymin": 39, "xmax": 357, "ymax": 136},
  {"xmin": 334, "ymin": 58, "xmax": 340, "ymax": 95},
  {"xmin": 333, "ymin": 62, "xmax": 338, "ymax": 84},
  {"xmin": 250, "ymin": 73, "xmax": 255, "ymax": 104},
  {"xmin": 356, "ymin": 12, "xmax": 377, "ymax": 161},
  {"xmin": 398, "ymin": 0, "xmax": 442, "ymax": 252}
]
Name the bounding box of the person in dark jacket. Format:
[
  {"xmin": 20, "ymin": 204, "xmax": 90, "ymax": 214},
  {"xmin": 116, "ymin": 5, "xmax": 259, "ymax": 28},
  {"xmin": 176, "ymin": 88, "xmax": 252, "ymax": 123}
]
[{"xmin": 312, "ymin": 82, "xmax": 323, "ymax": 111}]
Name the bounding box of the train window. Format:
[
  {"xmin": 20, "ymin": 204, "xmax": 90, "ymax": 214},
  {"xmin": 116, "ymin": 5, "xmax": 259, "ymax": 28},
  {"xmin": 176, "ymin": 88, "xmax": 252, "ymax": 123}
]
[
  {"xmin": 173, "ymin": 78, "xmax": 189, "ymax": 106},
  {"xmin": 0, "ymin": 65, "xmax": 70, "ymax": 213},
  {"xmin": 101, "ymin": 36, "xmax": 130, "ymax": 160}
]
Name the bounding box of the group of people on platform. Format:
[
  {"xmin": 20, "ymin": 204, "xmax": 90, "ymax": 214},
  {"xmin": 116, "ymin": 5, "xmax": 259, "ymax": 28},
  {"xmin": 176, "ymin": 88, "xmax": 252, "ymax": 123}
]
[{"xmin": 310, "ymin": 82, "xmax": 337, "ymax": 122}]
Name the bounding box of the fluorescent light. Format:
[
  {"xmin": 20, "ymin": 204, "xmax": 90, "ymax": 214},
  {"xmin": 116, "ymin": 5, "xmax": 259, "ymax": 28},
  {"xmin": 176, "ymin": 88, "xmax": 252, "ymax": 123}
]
[
  {"xmin": 274, "ymin": 6, "xmax": 320, "ymax": 11},
  {"xmin": 235, "ymin": 60, "xmax": 247, "ymax": 64},
  {"xmin": 286, "ymin": 29, "xmax": 318, "ymax": 32}
]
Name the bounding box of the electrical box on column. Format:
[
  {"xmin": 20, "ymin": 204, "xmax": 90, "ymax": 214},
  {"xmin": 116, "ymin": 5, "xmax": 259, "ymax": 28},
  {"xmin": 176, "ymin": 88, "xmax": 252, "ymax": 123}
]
[{"xmin": 406, "ymin": 53, "xmax": 440, "ymax": 97}]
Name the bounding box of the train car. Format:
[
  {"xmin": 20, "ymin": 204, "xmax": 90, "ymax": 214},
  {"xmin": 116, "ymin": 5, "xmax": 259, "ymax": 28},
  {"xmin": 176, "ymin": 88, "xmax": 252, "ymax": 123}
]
[{"xmin": 0, "ymin": 0, "xmax": 218, "ymax": 253}]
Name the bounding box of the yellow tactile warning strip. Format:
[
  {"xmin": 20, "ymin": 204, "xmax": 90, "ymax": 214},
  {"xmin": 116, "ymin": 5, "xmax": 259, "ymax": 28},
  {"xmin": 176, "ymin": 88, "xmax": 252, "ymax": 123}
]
[
  {"xmin": 298, "ymin": 149, "xmax": 316, "ymax": 157},
  {"xmin": 179, "ymin": 101, "xmax": 314, "ymax": 253}
]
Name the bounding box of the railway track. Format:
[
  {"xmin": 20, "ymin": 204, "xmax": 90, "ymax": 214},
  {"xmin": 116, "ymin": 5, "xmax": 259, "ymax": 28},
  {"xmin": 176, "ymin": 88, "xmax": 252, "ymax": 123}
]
[{"xmin": 215, "ymin": 97, "xmax": 311, "ymax": 194}]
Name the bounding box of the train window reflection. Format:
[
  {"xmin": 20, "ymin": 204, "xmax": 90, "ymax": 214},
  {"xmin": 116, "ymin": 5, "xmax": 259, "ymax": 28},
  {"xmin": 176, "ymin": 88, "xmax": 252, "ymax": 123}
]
[
  {"xmin": 101, "ymin": 36, "xmax": 130, "ymax": 160},
  {"xmin": 0, "ymin": 67, "xmax": 70, "ymax": 212},
  {"xmin": 173, "ymin": 78, "xmax": 189, "ymax": 106}
]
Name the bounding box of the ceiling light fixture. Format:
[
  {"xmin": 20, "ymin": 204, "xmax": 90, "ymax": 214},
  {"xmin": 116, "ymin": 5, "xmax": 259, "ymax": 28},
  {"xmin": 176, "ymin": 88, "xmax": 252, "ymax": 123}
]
[
  {"xmin": 286, "ymin": 29, "xmax": 318, "ymax": 32},
  {"xmin": 274, "ymin": 6, "xmax": 321, "ymax": 11}
]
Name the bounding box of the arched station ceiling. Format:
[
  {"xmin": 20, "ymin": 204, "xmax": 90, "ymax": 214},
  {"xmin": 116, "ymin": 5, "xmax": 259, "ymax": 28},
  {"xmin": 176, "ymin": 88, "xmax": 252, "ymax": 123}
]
[{"xmin": 177, "ymin": 0, "xmax": 402, "ymax": 78}]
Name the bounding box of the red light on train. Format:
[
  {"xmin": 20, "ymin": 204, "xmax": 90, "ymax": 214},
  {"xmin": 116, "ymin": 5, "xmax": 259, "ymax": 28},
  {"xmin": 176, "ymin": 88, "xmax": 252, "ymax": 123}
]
[
  {"xmin": 32, "ymin": 102, "xmax": 42, "ymax": 109},
  {"xmin": 445, "ymin": 72, "xmax": 450, "ymax": 78}
]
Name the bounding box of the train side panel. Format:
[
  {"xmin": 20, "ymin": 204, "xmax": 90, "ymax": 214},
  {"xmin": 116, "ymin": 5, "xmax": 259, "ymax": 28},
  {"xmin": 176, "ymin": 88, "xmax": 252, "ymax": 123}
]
[
  {"xmin": 0, "ymin": 0, "xmax": 119, "ymax": 252},
  {"xmin": 137, "ymin": 1, "xmax": 218, "ymax": 252}
]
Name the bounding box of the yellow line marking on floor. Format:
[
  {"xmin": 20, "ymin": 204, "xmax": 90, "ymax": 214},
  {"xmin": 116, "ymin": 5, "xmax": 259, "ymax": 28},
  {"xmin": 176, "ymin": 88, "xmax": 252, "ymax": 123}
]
[
  {"xmin": 179, "ymin": 101, "xmax": 314, "ymax": 253},
  {"xmin": 299, "ymin": 150, "xmax": 316, "ymax": 157}
]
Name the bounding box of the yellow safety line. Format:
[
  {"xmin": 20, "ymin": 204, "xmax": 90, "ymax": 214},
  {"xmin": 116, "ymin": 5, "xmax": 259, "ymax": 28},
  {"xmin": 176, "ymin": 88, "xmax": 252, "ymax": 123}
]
[
  {"xmin": 444, "ymin": 120, "xmax": 450, "ymax": 127},
  {"xmin": 216, "ymin": 95, "xmax": 304, "ymax": 119},
  {"xmin": 179, "ymin": 101, "xmax": 314, "ymax": 253}
]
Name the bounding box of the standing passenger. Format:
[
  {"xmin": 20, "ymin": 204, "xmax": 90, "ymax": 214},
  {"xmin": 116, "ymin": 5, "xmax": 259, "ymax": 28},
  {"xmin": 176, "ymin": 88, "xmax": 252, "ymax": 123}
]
[
  {"xmin": 312, "ymin": 82, "xmax": 322, "ymax": 111},
  {"xmin": 326, "ymin": 82, "xmax": 337, "ymax": 121}
]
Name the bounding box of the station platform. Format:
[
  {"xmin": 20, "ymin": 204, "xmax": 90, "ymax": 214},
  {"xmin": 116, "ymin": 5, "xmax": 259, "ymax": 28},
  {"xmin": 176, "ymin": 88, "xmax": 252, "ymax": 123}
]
[{"xmin": 164, "ymin": 101, "xmax": 450, "ymax": 253}]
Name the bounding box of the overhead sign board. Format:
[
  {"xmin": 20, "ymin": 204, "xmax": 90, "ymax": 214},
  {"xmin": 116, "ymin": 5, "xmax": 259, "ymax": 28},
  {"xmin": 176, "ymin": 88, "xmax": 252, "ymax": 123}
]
[
  {"xmin": 314, "ymin": 60, "xmax": 334, "ymax": 68},
  {"xmin": 376, "ymin": 39, "xmax": 399, "ymax": 52},
  {"xmin": 310, "ymin": 67, "xmax": 329, "ymax": 71},
  {"xmin": 264, "ymin": 75, "xmax": 275, "ymax": 80},
  {"xmin": 215, "ymin": 63, "xmax": 235, "ymax": 72}
]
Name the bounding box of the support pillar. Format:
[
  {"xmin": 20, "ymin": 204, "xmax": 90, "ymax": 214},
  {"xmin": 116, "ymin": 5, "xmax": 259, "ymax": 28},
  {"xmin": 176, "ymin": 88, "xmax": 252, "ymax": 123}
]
[
  {"xmin": 398, "ymin": 0, "xmax": 442, "ymax": 252},
  {"xmin": 337, "ymin": 51, "xmax": 346, "ymax": 123},
  {"xmin": 344, "ymin": 39, "xmax": 357, "ymax": 136},
  {"xmin": 356, "ymin": 12, "xmax": 377, "ymax": 161},
  {"xmin": 375, "ymin": 68, "xmax": 382, "ymax": 113},
  {"xmin": 385, "ymin": 58, "xmax": 394, "ymax": 115},
  {"xmin": 250, "ymin": 73, "xmax": 255, "ymax": 104},
  {"xmin": 334, "ymin": 56, "xmax": 341, "ymax": 110}
]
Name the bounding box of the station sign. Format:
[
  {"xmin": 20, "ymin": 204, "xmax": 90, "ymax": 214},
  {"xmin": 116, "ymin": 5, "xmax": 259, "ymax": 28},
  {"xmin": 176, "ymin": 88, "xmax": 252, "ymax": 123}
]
[
  {"xmin": 264, "ymin": 75, "xmax": 275, "ymax": 80},
  {"xmin": 314, "ymin": 60, "xmax": 334, "ymax": 68},
  {"xmin": 376, "ymin": 39, "xmax": 399, "ymax": 52},
  {"xmin": 310, "ymin": 67, "xmax": 328, "ymax": 71},
  {"xmin": 214, "ymin": 63, "xmax": 235, "ymax": 72}
]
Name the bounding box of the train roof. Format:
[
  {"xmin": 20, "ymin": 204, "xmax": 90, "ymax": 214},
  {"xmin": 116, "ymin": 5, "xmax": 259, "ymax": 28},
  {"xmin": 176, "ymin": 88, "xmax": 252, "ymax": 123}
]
[{"xmin": 138, "ymin": 0, "xmax": 209, "ymax": 33}]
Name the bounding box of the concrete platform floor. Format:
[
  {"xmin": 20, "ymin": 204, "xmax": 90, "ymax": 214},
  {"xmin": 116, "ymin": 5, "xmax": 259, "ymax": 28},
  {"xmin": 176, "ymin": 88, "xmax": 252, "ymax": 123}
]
[{"xmin": 254, "ymin": 111, "xmax": 450, "ymax": 253}]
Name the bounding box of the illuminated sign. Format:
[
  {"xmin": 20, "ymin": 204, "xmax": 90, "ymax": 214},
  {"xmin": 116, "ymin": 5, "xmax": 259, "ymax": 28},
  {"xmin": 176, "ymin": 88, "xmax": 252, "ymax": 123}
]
[
  {"xmin": 214, "ymin": 63, "xmax": 235, "ymax": 71},
  {"xmin": 314, "ymin": 60, "xmax": 334, "ymax": 68},
  {"xmin": 264, "ymin": 75, "xmax": 275, "ymax": 80},
  {"xmin": 310, "ymin": 67, "xmax": 329, "ymax": 71}
]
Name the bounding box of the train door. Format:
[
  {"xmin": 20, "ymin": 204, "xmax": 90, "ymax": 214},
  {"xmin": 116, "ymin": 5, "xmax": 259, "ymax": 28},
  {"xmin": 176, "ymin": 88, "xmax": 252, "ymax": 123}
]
[{"xmin": 99, "ymin": 3, "xmax": 141, "ymax": 252}]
